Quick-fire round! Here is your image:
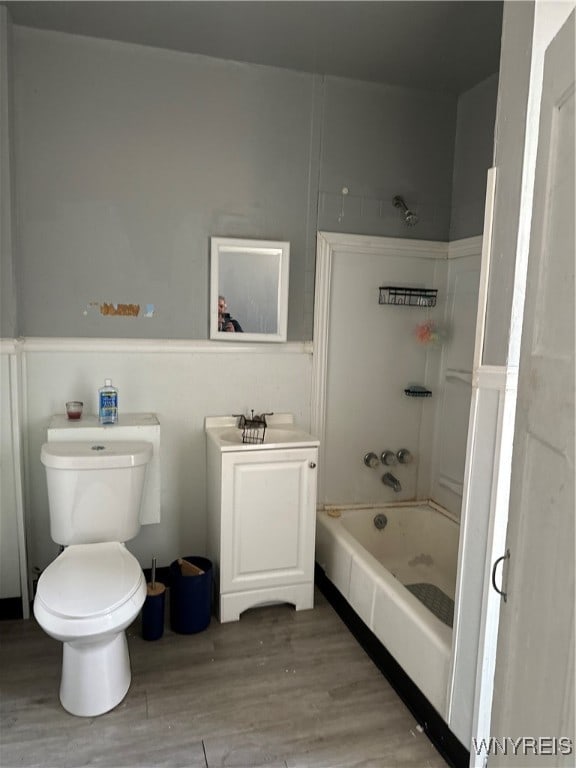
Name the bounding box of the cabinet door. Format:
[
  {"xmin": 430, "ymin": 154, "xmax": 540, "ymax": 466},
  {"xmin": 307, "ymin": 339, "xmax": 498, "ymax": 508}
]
[{"xmin": 221, "ymin": 448, "xmax": 317, "ymax": 593}]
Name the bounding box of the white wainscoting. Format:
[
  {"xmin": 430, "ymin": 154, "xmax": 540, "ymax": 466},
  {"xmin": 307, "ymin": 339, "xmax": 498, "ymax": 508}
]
[
  {"xmin": 10, "ymin": 338, "xmax": 313, "ymax": 581},
  {"xmin": 0, "ymin": 341, "xmax": 29, "ymax": 617}
]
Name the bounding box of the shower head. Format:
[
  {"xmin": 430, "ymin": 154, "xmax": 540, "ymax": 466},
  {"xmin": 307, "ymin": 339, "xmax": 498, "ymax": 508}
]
[{"xmin": 393, "ymin": 195, "xmax": 419, "ymax": 227}]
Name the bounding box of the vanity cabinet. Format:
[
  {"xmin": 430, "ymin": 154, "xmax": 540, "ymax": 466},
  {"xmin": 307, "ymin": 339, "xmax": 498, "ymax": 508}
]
[{"xmin": 206, "ymin": 436, "xmax": 318, "ymax": 623}]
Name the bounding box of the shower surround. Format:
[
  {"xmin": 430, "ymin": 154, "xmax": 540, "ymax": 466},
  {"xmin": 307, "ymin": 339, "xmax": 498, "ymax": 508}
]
[{"xmin": 312, "ymin": 231, "xmax": 481, "ymax": 518}]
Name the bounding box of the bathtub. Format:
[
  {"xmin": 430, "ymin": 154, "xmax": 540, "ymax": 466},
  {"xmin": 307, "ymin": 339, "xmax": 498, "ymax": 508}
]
[{"xmin": 315, "ymin": 501, "xmax": 459, "ymax": 717}]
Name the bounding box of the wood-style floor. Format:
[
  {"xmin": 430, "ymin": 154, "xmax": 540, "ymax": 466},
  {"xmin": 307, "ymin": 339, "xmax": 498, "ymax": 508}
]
[{"xmin": 0, "ymin": 589, "xmax": 449, "ymax": 768}]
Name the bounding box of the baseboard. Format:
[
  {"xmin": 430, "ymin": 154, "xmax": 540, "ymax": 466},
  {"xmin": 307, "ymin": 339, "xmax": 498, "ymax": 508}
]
[
  {"xmin": 315, "ymin": 563, "xmax": 469, "ymax": 768},
  {"xmin": 0, "ymin": 597, "xmax": 24, "ymax": 620}
]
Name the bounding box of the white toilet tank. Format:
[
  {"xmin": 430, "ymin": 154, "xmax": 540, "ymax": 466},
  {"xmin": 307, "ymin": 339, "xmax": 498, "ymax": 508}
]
[
  {"xmin": 47, "ymin": 413, "xmax": 161, "ymax": 525},
  {"xmin": 41, "ymin": 441, "xmax": 153, "ymax": 545}
]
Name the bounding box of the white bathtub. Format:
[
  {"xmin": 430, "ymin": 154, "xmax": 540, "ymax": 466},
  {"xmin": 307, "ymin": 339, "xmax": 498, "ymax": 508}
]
[{"xmin": 315, "ymin": 502, "xmax": 459, "ymax": 717}]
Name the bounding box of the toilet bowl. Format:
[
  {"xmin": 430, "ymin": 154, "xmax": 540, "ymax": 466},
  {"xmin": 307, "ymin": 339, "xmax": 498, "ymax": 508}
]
[{"xmin": 34, "ymin": 541, "xmax": 146, "ymax": 717}]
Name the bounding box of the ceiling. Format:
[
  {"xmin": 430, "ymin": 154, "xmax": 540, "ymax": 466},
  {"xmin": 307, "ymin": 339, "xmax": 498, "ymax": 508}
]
[{"xmin": 4, "ymin": 1, "xmax": 503, "ymax": 95}]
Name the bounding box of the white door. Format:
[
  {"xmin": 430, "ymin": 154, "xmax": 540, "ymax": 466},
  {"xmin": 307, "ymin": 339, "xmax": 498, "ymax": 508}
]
[{"xmin": 487, "ymin": 12, "xmax": 574, "ymax": 766}]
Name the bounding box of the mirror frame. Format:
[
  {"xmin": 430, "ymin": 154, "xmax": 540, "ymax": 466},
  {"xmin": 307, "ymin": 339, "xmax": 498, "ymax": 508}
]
[{"xmin": 210, "ymin": 237, "xmax": 290, "ymax": 342}]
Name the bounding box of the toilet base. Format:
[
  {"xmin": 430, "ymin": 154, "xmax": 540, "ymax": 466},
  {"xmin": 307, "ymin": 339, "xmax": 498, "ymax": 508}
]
[{"xmin": 60, "ymin": 631, "xmax": 131, "ymax": 717}]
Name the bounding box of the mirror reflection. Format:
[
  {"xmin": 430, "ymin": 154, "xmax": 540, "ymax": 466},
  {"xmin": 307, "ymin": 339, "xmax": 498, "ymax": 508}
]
[
  {"xmin": 210, "ymin": 238, "xmax": 289, "ymax": 342},
  {"xmin": 218, "ymin": 295, "xmax": 243, "ymax": 333}
]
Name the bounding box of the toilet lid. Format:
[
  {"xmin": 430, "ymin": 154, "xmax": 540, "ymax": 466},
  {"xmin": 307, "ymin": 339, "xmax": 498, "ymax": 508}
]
[{"xmin": 36, "ymin": 542, "xmax": 143, "ymax": 619}]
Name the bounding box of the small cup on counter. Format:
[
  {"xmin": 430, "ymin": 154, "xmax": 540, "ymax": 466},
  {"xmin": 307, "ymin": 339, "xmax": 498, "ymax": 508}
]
[{"xmin": 65, "ymin": 401, "xmax": 83, "ymax": 420}]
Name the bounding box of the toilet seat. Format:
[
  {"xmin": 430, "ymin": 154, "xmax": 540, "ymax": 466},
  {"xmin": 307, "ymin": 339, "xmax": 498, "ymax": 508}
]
[
  {"xmin": 37, "ymin": 542, "xmax": 143, "ymax": 618},
  {"xmin": 34, "ymin": 542, "xmax": 146, "ymax": 641}
]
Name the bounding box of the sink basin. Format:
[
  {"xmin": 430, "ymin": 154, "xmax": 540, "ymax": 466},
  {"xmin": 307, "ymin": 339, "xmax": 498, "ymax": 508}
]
[{"xmin": 209, "ymin": 426, "xmax": 319, "ymax": 450}]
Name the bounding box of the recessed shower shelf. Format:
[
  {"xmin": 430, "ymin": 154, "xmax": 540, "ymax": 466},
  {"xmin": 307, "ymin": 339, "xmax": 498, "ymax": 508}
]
[
  {"xmin": 379, "ymin": 286, "xmax": 437, "ymax": 307},
  {"xmin": 404, "ymin": 386, "xmax": 432, "ymax": 398}
]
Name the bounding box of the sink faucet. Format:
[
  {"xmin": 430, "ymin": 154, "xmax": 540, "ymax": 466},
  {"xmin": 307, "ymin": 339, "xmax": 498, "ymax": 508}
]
[
  {"xmin": 234, "ymin": 411, "xmax": 273, "ymax": 428},
  {"xmin": 382, "ymin": 472, "xmax": 402, "ymax": 492},
  {"xmin": 252, "ymin": 412, "xmax": 273, "ymax": 424}
]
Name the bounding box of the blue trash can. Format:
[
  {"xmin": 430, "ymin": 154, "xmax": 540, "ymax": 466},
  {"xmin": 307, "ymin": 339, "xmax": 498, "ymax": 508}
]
[{"xmin": 169, "ymin": 556, "xmax": 213, "ymax": 634}]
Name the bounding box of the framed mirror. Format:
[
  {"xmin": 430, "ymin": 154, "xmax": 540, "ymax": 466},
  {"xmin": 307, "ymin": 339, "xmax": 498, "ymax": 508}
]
[{"xmin": 210, "ymin": 237, "xmax": 290, "ymax": 342}]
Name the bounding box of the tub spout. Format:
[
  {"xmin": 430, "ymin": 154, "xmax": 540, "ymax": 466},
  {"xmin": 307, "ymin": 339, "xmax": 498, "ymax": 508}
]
[{"xmin": 382, "ymin": 472, "xmax": 402, "ymax": 492}]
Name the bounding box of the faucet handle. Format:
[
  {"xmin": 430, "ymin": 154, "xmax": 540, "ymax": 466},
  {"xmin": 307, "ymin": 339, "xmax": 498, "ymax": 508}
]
[
  {"xmin": 380, "ymin": 450, "xmax": 398, "ymax": 466},
  {"xmin": 397, "ymin": 449, "xmax": 413, "ymax": 464},
  {"xmin": 363, "ymin": 452, "xmax": 380, "ymax": 468}
]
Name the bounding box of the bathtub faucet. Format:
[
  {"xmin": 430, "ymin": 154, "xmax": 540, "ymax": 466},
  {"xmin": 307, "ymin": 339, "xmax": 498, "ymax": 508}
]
[{"xmin": 382, "ymin": 472, "xmax": 402, "ymax": 492}]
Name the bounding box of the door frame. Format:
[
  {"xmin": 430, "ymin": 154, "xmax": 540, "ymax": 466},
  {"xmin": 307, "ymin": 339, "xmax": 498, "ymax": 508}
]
[{"xmin": 469, "ymin": 2, "xmax": 576, "ymax": 763}]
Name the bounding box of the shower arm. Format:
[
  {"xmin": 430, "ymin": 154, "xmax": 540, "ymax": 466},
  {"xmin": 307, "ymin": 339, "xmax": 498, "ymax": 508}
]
[
  {"xmin": 393, "ymin": 195, "xmax": 409, "ymax": 213},
  {"xmin": 392, "ymin": 195, "xmax": 419, "ymax": 226}
]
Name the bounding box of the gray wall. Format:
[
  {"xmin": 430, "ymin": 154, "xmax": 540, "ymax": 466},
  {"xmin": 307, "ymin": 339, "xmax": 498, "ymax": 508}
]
[
  {"xmin": 0, "ymin": 8, "xmax": 17, "ymax": 339},
  {"xmin": 450, "ymin": 74, "xmax": 499, "ymax": 241},
  {"xmin": 318, "ymin": 77, "xmax": 457, "ymax": 241},
  {"xmin": 6, "ymin": 25, "xmax": 498, "ymax": 341},
  {"xmin": 11, "ymin": 27, "xmax": 320, "ymax": 341}
]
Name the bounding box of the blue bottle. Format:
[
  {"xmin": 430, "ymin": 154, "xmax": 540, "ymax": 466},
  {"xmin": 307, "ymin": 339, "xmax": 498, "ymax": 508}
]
[{"xmin": 99, "ymin": 379, "xmax": 118, "ymax": 424}]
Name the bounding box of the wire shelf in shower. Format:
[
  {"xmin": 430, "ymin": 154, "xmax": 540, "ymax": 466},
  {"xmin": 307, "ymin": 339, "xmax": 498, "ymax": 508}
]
[{"xmin": 379, "ymin": 286, "xmax": 437, "ymax": 307}]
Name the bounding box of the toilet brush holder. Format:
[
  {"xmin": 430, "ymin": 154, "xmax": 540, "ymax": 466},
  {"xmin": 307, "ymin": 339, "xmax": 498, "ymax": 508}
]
[
  {"xmin": 142, "ymin": 583, "xmax": 166, "ymax": 641},
  {"xmin": 141, "ymin": 557, "xmax": 165, "ymax": 641}
]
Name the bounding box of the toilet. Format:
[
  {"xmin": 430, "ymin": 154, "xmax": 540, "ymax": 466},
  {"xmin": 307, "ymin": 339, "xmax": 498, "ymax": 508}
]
[{"xmin": 34, "ymin": 440, "xmax": 152, "ymax": 717}]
